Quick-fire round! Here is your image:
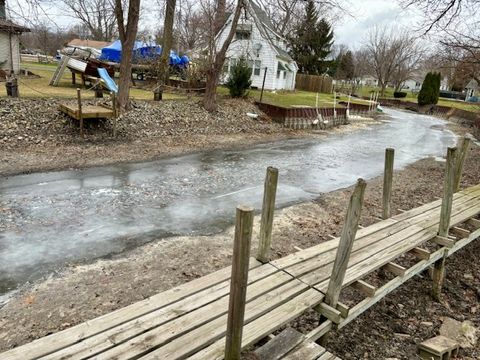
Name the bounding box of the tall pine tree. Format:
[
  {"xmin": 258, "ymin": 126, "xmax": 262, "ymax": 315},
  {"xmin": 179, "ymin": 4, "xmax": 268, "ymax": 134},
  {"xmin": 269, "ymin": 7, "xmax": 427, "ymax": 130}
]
[{"xmin": 289, "ymin": 0, "xmax": 334, "ymax": 75}]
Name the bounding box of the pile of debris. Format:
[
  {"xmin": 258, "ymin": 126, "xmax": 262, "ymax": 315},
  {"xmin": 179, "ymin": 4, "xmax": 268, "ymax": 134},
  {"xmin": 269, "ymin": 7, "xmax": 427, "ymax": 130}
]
[{"xmin": 0, "ymin": 98, "xmax": 280, "ymax": 149}]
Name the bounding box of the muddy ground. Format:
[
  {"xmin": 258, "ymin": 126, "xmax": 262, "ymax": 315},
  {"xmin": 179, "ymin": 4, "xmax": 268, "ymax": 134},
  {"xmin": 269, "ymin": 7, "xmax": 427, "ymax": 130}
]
[{"xmin": 0, "ymin": 118, "xmax": 479, "ymax": 358}]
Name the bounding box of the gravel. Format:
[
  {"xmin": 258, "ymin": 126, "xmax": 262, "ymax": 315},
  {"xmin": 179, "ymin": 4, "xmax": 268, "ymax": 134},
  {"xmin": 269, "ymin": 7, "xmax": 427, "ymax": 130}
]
[{"xmin": 0, "ymin": 97, "xmax": 281, "ymax": 149}]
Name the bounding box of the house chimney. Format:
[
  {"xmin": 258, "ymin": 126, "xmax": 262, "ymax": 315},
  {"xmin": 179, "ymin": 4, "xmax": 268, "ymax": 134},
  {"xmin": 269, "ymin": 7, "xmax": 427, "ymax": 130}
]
[{"xmin": 0, "ymin": 0, "xmax": 6, "ymax": 20}]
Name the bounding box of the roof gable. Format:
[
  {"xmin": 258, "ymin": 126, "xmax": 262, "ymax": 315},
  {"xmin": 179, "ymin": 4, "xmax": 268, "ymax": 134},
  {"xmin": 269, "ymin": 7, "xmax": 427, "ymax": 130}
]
[{"xmin": 0, "ymin": 19, "xmax": 30, "ymax": 33}]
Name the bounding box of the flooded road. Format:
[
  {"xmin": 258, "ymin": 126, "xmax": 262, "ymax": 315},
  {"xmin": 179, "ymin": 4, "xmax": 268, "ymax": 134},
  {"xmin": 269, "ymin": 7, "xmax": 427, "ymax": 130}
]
[{"xmin": 0, "ymin": 109, "xmax": 456, "ymax": 299}]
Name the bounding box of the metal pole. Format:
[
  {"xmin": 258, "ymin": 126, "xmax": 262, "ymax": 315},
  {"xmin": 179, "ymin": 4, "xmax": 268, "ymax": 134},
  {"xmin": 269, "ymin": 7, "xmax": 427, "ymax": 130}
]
[{"xmin": 259, "ymin": 67, "xmax": 267, "ymax": 103}]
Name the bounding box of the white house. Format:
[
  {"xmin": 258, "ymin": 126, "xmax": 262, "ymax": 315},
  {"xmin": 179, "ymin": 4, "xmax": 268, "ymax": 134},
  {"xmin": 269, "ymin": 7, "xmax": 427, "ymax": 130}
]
[
  {"xmin": 0, "ymin": 3, "xmax": 30, "ymax": 75},
  {"xmin": 216, "ymin": 0, "xmax": 297, "ymax": 90},
  {"xmin": 465, "ymin": 79, "xmax": 478, "ymax": 99}
]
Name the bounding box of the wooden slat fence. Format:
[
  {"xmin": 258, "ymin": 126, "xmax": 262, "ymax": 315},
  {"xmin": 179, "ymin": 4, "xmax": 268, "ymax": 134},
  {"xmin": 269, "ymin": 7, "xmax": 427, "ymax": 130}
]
[{"xmin": 295, "ymin": 74, "xmax": 332, "ymax": 93}]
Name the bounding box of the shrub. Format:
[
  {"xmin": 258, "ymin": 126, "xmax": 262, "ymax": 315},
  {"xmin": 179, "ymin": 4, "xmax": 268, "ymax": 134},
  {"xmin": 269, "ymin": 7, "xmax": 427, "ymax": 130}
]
[
  {"xmin": 393, "ymin": 91, "xmax": 407, "ymax": 98},
  {"xmin": 226, "ymin": 57, "xmax": 252, "ymax": 98},
  {"xmin": 418, "ymin": 72, "xmax": 440, "ymax": 106}
]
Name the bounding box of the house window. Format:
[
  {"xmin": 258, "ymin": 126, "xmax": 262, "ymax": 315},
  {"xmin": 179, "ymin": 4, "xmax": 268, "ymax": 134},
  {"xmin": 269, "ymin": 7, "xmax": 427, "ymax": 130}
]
[
  {"xmin": 235, "ymin": 30, "xmax": 251, "ymax": 40},
  {"xmin": 254, "ymin": 60, "xmax": 261, "ymax": 76},
  {"xmin": 283, "ymin": 71, "xmax": 286, "ymax": 79}
]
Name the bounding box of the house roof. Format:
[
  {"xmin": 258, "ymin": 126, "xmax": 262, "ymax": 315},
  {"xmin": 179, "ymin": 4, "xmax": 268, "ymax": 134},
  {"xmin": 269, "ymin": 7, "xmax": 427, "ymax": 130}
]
[
  {"xmin": 465, "ymin": 79, "xmax": 478, "ymax": 89},
  {"xmin": 246, "ymin": 0, "xmax": 294, "ymax": 62},
  {"xmin": 67, "ymin": 38, "xmax": 111, "ymax": 50},
  {"xmin": 0, "ymin": 19, "xmax": 30, "ymax": 33}
]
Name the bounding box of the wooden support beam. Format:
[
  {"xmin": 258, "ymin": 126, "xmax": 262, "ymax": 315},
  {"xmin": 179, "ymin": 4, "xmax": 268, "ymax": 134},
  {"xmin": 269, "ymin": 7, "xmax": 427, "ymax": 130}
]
[
  {"xmin": 257, "ymin": 167, "xmax": 279, "ymax": 263},
  {"xmin": 315, "ymin": 303, "xmax": 342, "ymax": 324},
  {"xmin": 305, "ymin": 320, "xmax": 333, "ymax": 342},
  {"xmin": 453, "ymin": 136, "xmax": 471, "ymax": 192},
  {"xmin": 382, "ymin": 148, "xmax": 395, "ymax": 219},
  {"xmin": 320, "ymin": 179, "xmax": 366, "ymax": 344},
  {"xmin": 382, "ymin": 262, "xmax": 406, "ymax": 277},
  {"xmin": 409, "ymin": 247, "xmax": 431, "ymax": 260},
  {"xmin": 397, "ymin": 209, "xmax": 406, "ymax": 213},
  {"xmin": 351, "ymin": 280, "xmax": 376, "ymax": 297},
  {"xmin": 450, "ymin": 226, "xmax": 470, "ymax": 238},
  {"xmin": 325, "ymin": 179, "xmax": 367, "ymax": 307},
  {"xmin": 336, "ymin": 302, "xmax": 350, "ymax": 318},
  {"xmin": 432, "ymin": 236, "xmax": 455, "ymax": 248},
  {"xmin": 467, "ymin": 218, "xmax": 480, "ymax": 229},
  {"xmin": 434, "ymin": 146, "xmax": 457, "ymax": 301},
  {"xmin": 327, "ymin": 234, "xmax": 336, "ymax": 240},
  {"xmin": 293, "ymin": 246, "xmax": 303, "ymax": 252},
  {"xmin": 77, "ymin": 88, "xmax": 84, "ymax": 139},
  {"xmin": 225, "ymin": 205, "xmax": 254, "ymax": 360}
]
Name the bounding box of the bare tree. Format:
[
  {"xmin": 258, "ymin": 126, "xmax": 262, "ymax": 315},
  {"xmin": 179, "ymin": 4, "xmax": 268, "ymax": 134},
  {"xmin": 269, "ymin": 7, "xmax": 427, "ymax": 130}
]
[
  {"xmin": 54, "ymin": 0, "xmax": 117, "ymax": 41},
  {"xmin": 364, "ymin": 27, "xmax": 425, "ymax": 96},
  {"xmin": 114, "ymin": 0, "xmax": 141, "ymax": 112},
  {"xmin": 154, "ymin": 0, "xmax": 176, "ymax": 100},
  {"xmin": 202, "ymin": 0, "xmax": 244, "ymax": 111}
]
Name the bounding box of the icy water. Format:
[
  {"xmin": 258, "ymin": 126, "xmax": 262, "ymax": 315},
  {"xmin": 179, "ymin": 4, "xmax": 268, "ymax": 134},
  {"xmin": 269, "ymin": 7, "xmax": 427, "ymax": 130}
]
[{"xmin": 0, "ymin": 108, "xmax": 456, "ymax": 300}]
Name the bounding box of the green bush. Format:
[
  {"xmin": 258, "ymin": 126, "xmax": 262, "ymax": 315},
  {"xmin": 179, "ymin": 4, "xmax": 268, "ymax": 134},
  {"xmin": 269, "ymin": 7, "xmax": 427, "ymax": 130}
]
[
  {"xmin": 393, "ymin": 91, "xmax": 407, "ymax": 98},
  {"xmin": 418, "ymin": 72, "xmax": 440, "ymax": 106},
  {"xmin": 226, "ymin": 57, "xmax": 252, "ymax": 98}
]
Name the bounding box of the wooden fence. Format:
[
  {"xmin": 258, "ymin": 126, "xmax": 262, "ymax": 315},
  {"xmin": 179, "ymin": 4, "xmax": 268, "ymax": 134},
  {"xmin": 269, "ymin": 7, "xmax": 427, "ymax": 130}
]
[{"xmin": 295, "ymin": 74, "xmax": 332, "ymax": 93}]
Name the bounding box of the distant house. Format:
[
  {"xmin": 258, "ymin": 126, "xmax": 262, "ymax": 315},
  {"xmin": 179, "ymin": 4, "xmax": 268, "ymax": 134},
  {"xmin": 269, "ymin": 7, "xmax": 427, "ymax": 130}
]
[
  {"xmin": 465, "ymin": 79, "xmax": 478, "ymax": 99},
  {"xmin": 216, "ymin": 0, "xmax": 297, "ymax": 90},
  {"xmin": 0, "ymin": 3, "xmax": 30, "ymax": 75}
]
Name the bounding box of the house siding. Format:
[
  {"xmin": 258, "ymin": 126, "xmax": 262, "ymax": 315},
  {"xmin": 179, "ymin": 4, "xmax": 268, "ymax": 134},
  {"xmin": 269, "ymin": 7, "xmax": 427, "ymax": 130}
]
[
  {"xmin": 0, "ymin": 32, "xmax": 20, "ymax": 74},
  {"xmin": 215, "ymin": 4, "xmax": 296, "ymax": 91}
]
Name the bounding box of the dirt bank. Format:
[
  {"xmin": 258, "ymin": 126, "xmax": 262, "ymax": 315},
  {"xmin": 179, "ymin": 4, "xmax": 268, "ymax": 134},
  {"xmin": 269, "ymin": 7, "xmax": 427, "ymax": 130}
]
[
  {"xmin": 0, "ymin": 97, "xmax": 380, "ymax": 176},
  {"xmin": 0, "ymin": 119, "xmax": 479, "ymax": 358}
]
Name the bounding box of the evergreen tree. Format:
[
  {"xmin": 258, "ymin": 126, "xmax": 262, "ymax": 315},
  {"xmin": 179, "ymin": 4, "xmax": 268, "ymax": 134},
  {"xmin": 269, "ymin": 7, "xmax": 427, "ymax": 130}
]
[
  {"xmin": 289, "ymin": 0, "xmax": 334, "ymax": 75},
  {"xmin": 226, "ymin": 57, "xmax": 252, "ymax": 98},
  {"xmin": 335, "ymin": 50, "xmax": 355, "ymax": 80}
]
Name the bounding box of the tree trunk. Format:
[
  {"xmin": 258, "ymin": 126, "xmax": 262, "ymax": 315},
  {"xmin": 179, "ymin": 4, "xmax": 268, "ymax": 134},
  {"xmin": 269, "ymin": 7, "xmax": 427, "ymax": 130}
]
[
  {"xmin": 155, "ymin": 0, "xmax": 176, "ymax": 100},
  {"xmin": 214, "ymin": 0, "xmax": 226, "ymax": 34},
  {"xmin": 202, "ymin": 0, "xmax": 244, "ymax": 112},
  {"xmin": 114, "ymin": 0, "xmax": 141, "ymax": 113}
]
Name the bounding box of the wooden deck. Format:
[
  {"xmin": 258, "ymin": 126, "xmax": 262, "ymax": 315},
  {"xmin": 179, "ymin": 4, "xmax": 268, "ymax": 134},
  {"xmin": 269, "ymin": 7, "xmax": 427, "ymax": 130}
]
[
  {"xmin": 59, "ymin": 104, "xmax": 114, "ymax": 120},
  {"xmin": 2, "ymin": 184, "xmax": 480, "ymax": 360}
]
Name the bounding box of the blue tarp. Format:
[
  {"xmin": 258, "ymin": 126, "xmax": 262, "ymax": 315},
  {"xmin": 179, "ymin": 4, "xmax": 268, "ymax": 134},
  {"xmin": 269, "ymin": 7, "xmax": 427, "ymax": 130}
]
[{"xmin": 100, "ymin": 40, "xmax": 188, "ymax": 67}]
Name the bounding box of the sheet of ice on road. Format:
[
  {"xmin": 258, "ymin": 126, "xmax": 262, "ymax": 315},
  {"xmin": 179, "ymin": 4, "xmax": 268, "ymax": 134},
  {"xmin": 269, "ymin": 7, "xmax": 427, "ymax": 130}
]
[{"xmin": 0, "ymin": 108, "xmax": 456, "ymax": 299}]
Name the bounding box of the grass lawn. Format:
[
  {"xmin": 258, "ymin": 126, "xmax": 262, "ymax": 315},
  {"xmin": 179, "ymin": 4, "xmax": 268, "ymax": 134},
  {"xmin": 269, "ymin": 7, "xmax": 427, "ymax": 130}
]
[{"xmin": 0, "ymin": 63, "xmax": 185, "ymax": 101}]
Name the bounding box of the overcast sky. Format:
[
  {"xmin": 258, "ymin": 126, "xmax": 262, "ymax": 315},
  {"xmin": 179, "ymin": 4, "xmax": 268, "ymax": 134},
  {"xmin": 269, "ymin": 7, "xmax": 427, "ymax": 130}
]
[{"xmin": 7, "ymin": 0, "xmax": 424, "ymax": 48}]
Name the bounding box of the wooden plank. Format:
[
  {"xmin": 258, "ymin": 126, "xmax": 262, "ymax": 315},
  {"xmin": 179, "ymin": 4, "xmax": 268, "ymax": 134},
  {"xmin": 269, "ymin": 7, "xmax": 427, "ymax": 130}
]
[
  {"xmin": 305, "ymin": 320, "xmax": 333, "ymax": 342},
  {"xmin": 278, "ymin": 191, "xmax": 479, "ymax": 280},
  {"xmin": 325, "ymin": 179, "xmax": 366, "ymax": 307},
  {"xmin": 382, "ymin": 148, "xmax": 395, "ymax": 219},
  {"xmin": 97, "ymin": 280, "xmax": 311, "ymax": 360},
  {"xmin": 351, "ymin": 280, "xmax": 376, "ymax": 297},
  {"xmin": 257, "ymin": 167, "xmax": 279, "ymax": 263},
  {"xmin": 254, "ymin": 327, "xmax": 304, "ymax": 360},
  {"xmin": 187, "ymin": 289, "xmax": 323, "ymax": 360},
  {"xmin": 450, "ymin": 226, "xmax": 470, "ymax": 238},
  {"xmin": 467, "ymin": 218, "xmax": 480, "ymax": 228},
  {"xmin": 315, "ymin": 303, "xmax": 342, "ymax": 324},
  {"xmin": 42, "ymin": 269, "xmax": 288, "ymax": 360},
  {"xmin": 225, "ymin": 206, "xmax": 254, "ymax": 360},
  {"xmin": 382, "ymin": 262, "xmax": 406, "ymax": 277},
  {"xmin": 0, "ymin": 259, "xmax": 265, "ymax": 360},
  {"xmin": 282, "ymin": 341, "xmax": 326, "ymax": 360},
  {"xmin": 409, "ymin": 247, "xmax": 431, "ymax": 260},
  {"xmin": 432, "ymin": 236, "xmax": 455, "ymax": 248},
  {"xmin": 318, "ymin": 353, "xmax": 337, "ymax": 360}
]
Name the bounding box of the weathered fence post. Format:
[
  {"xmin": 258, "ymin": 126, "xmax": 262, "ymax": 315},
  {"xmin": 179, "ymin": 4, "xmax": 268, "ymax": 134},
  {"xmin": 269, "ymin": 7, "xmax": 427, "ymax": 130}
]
[
  {"xmin": 77, "ymin": 88, "xmax": 84, "ymax": 139},
  {"xmin": 453, "ymin": 136, "xmax": 471, "ymax": 192},
  {"xmin": 225, "ymin": 205, "xmax": 254, "ymax": 360},
  {"xmin": 111, "ymin": 92, "xmax": 117, "ymax": 138},
  {"xmin": 382, "ymin": 148, "xmax": 395, "ymax": 219},
  {"xmin": 433, "ymin": 147, "xmax": 457, "ymax": 301},
  {"xmin": 320, "ymin": 179, "xmax": 367, "ymax": 345},
  {"xmin": 257, "ymin": 167, "xmax": 279, "ymax": 263}
]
